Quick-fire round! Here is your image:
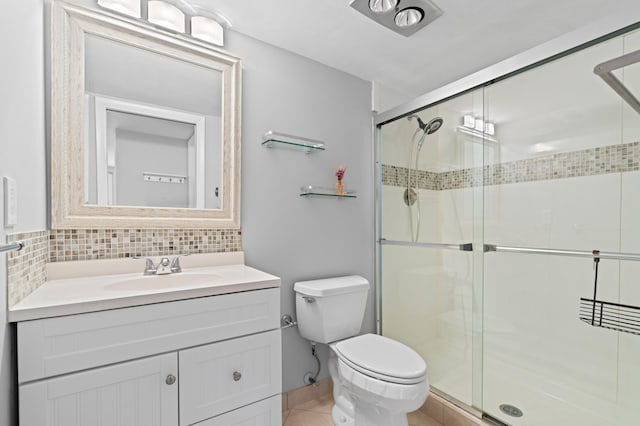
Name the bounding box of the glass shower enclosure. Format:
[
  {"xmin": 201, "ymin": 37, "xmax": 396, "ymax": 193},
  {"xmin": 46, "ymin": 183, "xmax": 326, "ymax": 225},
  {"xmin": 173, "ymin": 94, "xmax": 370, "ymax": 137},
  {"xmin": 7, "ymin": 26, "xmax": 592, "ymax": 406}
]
[{"xmin": 376, "ymin": 26, "xmax": 640, "ymax": 426}]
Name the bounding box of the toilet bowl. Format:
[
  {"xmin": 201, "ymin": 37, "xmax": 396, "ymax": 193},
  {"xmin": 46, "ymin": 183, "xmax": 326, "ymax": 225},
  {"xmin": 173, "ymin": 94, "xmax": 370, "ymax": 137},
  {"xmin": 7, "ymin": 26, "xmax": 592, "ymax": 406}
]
[
  {"xmin": 294, "ymin": 276, "xmax": 429, "ymax": 426},
  {"xmin": 330, "ymin": 334, "xmax": 428, "ymax": 426}
]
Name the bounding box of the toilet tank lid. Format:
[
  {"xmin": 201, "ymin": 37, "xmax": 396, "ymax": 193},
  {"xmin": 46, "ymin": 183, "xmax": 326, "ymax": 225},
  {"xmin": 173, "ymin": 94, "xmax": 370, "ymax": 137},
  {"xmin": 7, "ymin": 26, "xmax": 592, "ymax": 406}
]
[{"xmin": 293, "ymin": 275, "xmax": 369, "ymax": 297}]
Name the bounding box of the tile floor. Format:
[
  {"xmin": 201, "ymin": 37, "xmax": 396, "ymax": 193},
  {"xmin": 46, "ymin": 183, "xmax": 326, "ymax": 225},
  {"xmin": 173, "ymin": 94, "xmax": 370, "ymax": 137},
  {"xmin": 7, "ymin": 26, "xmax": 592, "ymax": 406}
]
[{"xmin": 282, "ymin": 393, "xmax": 443, "ymax": 426}]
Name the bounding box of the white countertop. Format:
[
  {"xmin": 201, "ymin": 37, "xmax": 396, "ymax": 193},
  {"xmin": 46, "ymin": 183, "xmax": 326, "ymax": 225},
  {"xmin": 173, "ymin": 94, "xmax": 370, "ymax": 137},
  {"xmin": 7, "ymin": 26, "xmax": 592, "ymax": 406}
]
[{"xmin": 9, "ymin": 253, "xmax": 280, "ymax": 322}]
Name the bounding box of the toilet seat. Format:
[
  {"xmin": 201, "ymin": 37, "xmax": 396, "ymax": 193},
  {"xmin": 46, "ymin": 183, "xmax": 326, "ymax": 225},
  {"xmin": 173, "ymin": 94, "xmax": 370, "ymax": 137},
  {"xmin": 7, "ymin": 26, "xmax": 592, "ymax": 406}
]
[{"xmin": 331, "ymin": 334, "xmax": 426, "ymax": 385}]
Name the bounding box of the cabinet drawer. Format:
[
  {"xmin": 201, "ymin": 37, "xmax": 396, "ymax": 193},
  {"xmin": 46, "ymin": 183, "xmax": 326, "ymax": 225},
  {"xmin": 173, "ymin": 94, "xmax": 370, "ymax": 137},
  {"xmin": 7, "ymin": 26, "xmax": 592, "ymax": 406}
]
[
  {"xmin": 18, "ymin": 288, "xmax": 279, "ymax": 383},
  {"xmin": 193, "ymin": 395, "xmax": 282, "ymax": 426},
  {"xmin": 20, "ymin": 353, "xmax": 178, "ymax": 426},
  {"xmin": 179, "ymin": 330, "xmax": 282, "ymax": 426}
]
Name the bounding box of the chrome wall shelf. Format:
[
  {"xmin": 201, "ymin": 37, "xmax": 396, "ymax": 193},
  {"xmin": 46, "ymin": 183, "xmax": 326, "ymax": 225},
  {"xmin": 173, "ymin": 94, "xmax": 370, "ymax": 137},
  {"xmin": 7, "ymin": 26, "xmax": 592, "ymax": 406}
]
[
  {"xmin": 262, "ymin": 130, "xmax": 325, "ymax": 153},
  {"xmin": 300, "ymin": 186, "xmax": 356, "ymax": 199}
]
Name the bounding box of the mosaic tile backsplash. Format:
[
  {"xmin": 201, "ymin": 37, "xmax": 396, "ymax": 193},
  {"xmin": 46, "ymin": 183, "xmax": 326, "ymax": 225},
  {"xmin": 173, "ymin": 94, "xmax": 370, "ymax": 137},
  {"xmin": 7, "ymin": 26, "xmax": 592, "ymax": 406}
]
[
  {"xmin": 49, "ymin": 228, "xmax": 242, "ymax": 262},
  {"xmin": 7, "ymin": 230, "xmax": 49, "ymax": 308},
  {"xmin": 383, "ymin": 141, "xmax": 640, "ymax": 190},
  {"xmin": 6, "ymin": 227, "xmax": 242, "ymax": 307}
]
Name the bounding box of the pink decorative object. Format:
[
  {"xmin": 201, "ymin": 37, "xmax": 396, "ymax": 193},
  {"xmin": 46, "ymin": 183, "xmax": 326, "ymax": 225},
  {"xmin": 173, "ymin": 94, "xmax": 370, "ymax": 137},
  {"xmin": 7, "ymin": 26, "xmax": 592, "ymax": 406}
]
[{"xmin": 335, "ymin": 166, "xmax": 347, "ymax": 195}]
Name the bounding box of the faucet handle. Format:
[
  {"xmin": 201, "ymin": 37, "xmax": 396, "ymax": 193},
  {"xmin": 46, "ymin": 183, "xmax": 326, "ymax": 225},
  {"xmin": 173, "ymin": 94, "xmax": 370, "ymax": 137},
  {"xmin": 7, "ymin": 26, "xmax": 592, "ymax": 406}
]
[
  {"xmin": 170, "ymin": 253, "xmax": 190, "ymax": 273},
  {"xmin": 133, "ymin": 256, "xmax": 157, "ymax": 275}
]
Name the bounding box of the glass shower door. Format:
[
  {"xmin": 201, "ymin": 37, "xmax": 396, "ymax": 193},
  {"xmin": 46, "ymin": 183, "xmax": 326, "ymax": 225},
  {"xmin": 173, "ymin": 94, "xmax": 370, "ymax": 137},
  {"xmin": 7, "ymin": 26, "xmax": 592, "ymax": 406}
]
[
  {"xmin": 378, "ymin": 23, "xmax": 640, "ymax": 426},
  {"xmin": 481, "ymin": 28, "xmax": 640, "ymax": 426},
  {"xmin": 378, "ymin": 89, "xmax": 484, "ymax": 408}
]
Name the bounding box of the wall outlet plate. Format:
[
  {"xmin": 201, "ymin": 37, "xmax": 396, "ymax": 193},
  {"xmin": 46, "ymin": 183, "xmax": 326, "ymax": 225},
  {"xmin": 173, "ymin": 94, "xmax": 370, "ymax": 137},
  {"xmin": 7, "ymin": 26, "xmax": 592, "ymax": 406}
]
[{"xmin": 4, "ymin": 176, "xmax": 17, "ymax": 227}]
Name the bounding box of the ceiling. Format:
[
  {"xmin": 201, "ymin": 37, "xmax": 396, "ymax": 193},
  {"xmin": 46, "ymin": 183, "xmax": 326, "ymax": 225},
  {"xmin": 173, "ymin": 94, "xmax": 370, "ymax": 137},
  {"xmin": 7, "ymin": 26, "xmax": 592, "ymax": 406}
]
[{"xmin": 187, "ymin": 0, "xmax": 639, "ymax": 105}]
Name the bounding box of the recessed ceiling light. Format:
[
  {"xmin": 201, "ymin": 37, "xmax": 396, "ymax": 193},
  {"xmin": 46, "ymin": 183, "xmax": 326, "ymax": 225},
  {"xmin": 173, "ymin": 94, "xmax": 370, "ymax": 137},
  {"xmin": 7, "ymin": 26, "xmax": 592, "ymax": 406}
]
[
  {"xmin": 368, "ymin": 0, "xmax": 398, "ymax": 14},
  {"xmin": 350, "ymin": 0, "xmax": 443, "ymax": 37},
  {"xmin": 394, "ymin": 7, "xmax": 424, "ymax": 28}
]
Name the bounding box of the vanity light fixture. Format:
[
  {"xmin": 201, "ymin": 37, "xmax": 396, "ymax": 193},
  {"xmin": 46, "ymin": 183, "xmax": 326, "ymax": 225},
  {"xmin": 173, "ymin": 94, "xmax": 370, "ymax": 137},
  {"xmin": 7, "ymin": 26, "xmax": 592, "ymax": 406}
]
[
  {"xmin": 462, "ymin": 115, "xmax": 496, "ymax": 136},
  {"xmin": 97, "ymin": 0, "xmax": 231, "ymax": 47},
  {"xmin": 147, "ymin": 0, "xmax": 185, "ymax": 32},
  {"xmin": 97, "ymin": 0, "xmax": 140, "ymax": 18},
  {"xmin": 185, "ymin": 4, "xmax": 232, "ymax": 46},
  {"xmin": 191, "ymin": 16, "xmax": 224, "ymax": 45},
  {"xmin": 351, "ymin": 0, "xmax": 443, "ymax": 37}
]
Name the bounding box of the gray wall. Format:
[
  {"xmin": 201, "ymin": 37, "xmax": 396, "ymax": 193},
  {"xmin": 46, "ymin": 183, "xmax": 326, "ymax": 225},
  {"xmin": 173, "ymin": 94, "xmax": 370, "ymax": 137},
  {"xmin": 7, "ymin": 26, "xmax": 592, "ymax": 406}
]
[
  {"xmin": 2, "ymin": 4, "xmax": 375, "ymax": 418},
  {"xmin": 226, "ymin": 31, "xmax": 375, "ymax": 391},
  {"xmin": 0, "ymin": 0, "xmax": 48, "ymax": 424}
]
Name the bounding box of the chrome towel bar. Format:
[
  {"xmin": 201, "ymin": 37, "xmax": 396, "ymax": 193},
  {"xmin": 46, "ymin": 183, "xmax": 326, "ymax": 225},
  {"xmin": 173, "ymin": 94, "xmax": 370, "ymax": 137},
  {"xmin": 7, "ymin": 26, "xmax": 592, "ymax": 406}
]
[
  {"xmin": 379, "ymin": 239, "xmax": 473, "ymax": 252},
  {"xmin": 379, "ymin": 239, "xmax": 640, "ymax": 261},
  {"xmin": 484, "ymin": 244, "xmax": 640, "ymax": 262},
  {"xmin": 0, "ymin": 241, "xmax": 24, "ymax": 254}
]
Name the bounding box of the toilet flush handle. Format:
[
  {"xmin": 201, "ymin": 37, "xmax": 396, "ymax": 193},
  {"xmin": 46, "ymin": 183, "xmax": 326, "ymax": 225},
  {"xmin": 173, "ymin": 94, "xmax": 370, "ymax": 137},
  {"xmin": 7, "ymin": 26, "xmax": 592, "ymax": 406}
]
[{"xmin": 302, "ymin": 296, "xmax": 316, "ymax": 303}]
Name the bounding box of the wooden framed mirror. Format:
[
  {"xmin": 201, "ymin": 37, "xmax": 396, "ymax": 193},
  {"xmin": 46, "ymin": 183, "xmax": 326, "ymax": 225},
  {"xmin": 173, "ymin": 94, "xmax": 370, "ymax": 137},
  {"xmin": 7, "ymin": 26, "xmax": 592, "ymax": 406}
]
[{"xmin": 51, "ymin": 1, "xmax": 241, "ymax": 228}]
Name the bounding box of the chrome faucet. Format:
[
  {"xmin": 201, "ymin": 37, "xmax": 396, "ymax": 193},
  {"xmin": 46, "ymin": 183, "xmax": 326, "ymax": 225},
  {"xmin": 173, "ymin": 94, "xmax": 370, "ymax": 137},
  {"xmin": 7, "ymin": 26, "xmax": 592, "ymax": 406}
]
[
  {"xmin": 134, "ymin": 257, "xmax": 157, "ymax": 275},
  {"xmin": 170, "ymin": 256, "xmax": 183, "ymax": 273},
  {"xmin": 134, "ymin": 254, "xmax": 189, "ymax": 275}
]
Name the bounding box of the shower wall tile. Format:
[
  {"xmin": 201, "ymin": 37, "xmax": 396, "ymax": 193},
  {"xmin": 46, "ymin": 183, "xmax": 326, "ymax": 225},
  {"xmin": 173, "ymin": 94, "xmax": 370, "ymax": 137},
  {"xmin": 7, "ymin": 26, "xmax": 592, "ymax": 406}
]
[
  {"xmin": 620, "ymin": 171, "xmax": 640, "ymax": 253},
  {"xmin": 6, "ymin": 230, "xmax": 49, "ymax": 308},
  {"xmin": 381, "ymin": 141, "xmax": 640, "ymax": 190},
  {"xmin": 483, "ymin": 174, "xmax": 621, "ymax": 250},
  {"xmin": 49, "ymin": 228, "xmax": 242, "ymax": 262}
]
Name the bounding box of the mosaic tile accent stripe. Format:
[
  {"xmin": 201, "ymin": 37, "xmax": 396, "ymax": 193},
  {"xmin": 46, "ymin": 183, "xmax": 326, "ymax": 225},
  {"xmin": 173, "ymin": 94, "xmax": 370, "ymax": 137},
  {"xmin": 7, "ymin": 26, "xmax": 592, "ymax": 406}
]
[
  {"xmin": 381, "ymin": 164, "xmax": 440, "ymax": 190},
  {"xmin": 49, "ymin": 228, "xmax": 243, "ymax": 262},
  {"xmin": 7, "ymin": 230, "xmax": 49, "ymax": 307},
  {"xmin": 382, "ymin": 141, "xmax": 640, "ymax": 190}
]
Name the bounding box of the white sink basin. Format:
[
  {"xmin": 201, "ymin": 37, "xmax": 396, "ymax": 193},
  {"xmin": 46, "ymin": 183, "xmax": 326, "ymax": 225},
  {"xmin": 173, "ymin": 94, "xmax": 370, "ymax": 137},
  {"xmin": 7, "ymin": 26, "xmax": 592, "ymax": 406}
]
[
  {"xmin": 105, "ymin": 273, "xmax": 221, "ymax": 291},
  {"xmin": 9, "ymin": 253, "xmax": 282, "ymax": 322}
]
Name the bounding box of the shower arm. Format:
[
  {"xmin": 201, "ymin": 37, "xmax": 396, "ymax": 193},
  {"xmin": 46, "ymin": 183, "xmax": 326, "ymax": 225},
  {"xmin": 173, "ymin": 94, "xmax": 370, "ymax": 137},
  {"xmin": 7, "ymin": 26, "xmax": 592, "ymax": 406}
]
[{"xmin": 594, "ymin": 49, "xmax": 640, "ymax": 115}]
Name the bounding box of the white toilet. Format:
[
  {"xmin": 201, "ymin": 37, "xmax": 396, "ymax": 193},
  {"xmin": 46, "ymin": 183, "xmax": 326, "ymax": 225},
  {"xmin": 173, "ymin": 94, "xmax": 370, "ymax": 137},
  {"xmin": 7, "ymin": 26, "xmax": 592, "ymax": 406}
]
[{"xmin": 294, "ymin": 275, "xmax": 429, "ymax": 426}]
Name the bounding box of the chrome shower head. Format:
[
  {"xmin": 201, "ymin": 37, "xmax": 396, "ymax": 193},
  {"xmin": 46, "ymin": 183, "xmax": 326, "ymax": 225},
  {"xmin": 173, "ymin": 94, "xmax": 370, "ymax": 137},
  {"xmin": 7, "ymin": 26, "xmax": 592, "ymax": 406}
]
[
  {"xmin": 409, "ymin": 115, "xmax": 444, "ymax": 135},
  {"xmin": 424, "ymin": 117, "xmax": 443, "ymax": 134},
  {"xmin": 408, "ymin": 115, "xmax": 444, "ymax": 150}
]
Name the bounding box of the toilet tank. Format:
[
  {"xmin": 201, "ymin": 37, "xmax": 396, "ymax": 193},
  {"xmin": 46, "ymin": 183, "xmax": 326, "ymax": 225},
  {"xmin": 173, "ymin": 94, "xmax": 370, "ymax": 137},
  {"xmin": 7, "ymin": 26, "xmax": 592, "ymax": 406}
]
[{"xmin": 294, "ymin": 275, "xmax": 369, "ymax": 344}]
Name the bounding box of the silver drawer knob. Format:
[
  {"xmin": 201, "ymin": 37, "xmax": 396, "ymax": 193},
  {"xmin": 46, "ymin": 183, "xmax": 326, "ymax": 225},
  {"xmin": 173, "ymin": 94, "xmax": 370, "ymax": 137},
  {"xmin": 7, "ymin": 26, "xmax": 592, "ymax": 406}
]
[
  {"xmin": 165, "ymin": 374, "xmax": 176, "ymax": 385},
  {"xmin": 233, "ymin": 371, "xmax": 242, "ymax": 381}
]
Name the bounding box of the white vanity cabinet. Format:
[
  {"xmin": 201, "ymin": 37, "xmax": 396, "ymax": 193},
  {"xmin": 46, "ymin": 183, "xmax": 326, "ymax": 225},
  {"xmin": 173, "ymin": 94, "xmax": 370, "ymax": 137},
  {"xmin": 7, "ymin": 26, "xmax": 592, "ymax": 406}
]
[
  {"xmin": 17, "ymin": 288, "xmax": 282, "ymax": 426},
  {"xmin": 20, "ymin": 353, "xmax": 179, "ymax": 426}
]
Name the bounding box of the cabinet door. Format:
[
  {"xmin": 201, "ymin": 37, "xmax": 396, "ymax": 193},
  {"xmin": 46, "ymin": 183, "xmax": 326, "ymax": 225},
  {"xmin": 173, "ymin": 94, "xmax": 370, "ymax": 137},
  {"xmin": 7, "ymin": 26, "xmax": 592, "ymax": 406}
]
[
  {"xmin": 179, "ymin": 330, "xmax": 281, "ymax": 426},
  {"xmin": 20, "ymin": 353, "xmax": 178, "ymax": 426},
  {"xmin": 195, "ymin": 395, "xmax": 282, "ymax": 426}
]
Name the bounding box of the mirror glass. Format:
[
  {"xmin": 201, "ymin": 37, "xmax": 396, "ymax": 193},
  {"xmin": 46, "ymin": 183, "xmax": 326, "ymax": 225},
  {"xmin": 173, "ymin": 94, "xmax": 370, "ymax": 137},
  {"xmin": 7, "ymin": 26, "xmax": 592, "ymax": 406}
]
[
  {"xmin": 84, "ymin": 34, "xmax": 223, "ymax": 209},
  {"xmin": 51, "ymin": 2, "xmax": 241, "ymax": 228}
]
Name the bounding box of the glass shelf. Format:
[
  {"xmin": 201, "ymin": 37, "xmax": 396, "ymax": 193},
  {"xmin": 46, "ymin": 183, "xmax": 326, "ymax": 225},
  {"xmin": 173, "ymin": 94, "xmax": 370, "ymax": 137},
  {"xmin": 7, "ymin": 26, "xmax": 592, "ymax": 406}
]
[
  {"xmin": 262, "ymin": 130, "xmax": 325, "ymax": 153},
  {"xmin": 299, "ymin": 186, "xmax": 357, "ymax": 198}
]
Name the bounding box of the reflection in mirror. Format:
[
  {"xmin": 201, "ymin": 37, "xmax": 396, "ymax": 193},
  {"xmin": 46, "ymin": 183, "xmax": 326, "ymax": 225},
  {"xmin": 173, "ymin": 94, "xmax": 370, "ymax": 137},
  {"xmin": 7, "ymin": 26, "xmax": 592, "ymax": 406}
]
[
  {"xmin": 84, "ymin": 33, "xmax": 222, "ymax": 210},
  {"xmin": 51, "ymin": 1, "xmax": 241, "ymax": 228}
]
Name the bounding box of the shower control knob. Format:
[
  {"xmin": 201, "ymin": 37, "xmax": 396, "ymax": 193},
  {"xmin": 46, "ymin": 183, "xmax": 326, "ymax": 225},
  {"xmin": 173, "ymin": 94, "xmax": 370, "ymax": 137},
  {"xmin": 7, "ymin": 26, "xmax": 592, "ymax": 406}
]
[
  {"xmin": 165, "ymin": 374, "xmax": 176, "ymax": 385},
  {"xmin": 233, "ymin": 371, "xmax": 242, "ymax": 381}
]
